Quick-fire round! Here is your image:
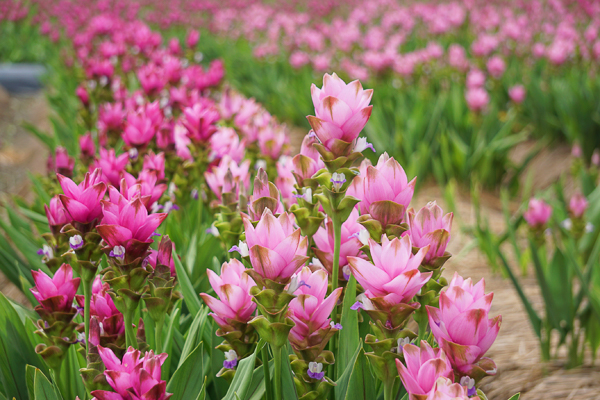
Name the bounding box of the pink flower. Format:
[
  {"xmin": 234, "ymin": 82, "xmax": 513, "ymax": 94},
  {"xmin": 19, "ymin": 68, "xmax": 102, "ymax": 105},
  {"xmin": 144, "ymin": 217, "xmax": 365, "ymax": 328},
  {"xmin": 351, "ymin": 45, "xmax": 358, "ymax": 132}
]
[
  {"xmin": 173, "ymin": 124, "xmax": 193, "ymax": 161},
  {"xmin": 448, "ymin": 44, "xmax": 468, "ymax": 71},
  {"xmin": 181, "ymin": 102, "xmax": 220, "ymax": 142},
  {"xmin": 465, "ymin": 88, "xmax": 489, "ymax": 112},
  {"xmin": 407, "ymin": 202, "xmax": 453, "ymax": 266},
  {"xmin": 45, "ymin": 195, "xmax": 69, "ymax": 232},
  {"xmin": 145, "ymin": 236, "xmax": 176, "ymax": 276},
  {"xmin": 275, "ymin": 156, "xmax": 296, "ymax": 205},
  {"xmin": 290, "ymin": 51, "xmax": 310, "ymax": 68},
  {"xmin": 58, "ymin": 168, "xmax": 107, "ymax": 224},
  {"xmin": 86, "ymin": 276, "xmax": 124, "ymax": 337},
  {"xmin": 79, "ymin": 133, "xmax": 96, "ymax": 159},
  {"xmin": 243, "ymin": 209, "xmax": 309, "ymax": 283},
  {"xmin": 247, "ymin": 169, "xmax": 284, "ymax": 221},
  {"xmin": 395, "ymin": 341, "xmax": 453, "ymax": 398},
  {"xmin": 486, "ymin": 56, "xmax": 505, "ymax": 79},
  {"xmin": 91, "ymin": 346, "xmax": 170, "ymax": 400},
  {"xmin": 427, "ymin": 273, "xmax": 500, "ymax": 378},
  {"xmin": 314, "ymin": 207, "xmax": 363, "ymax": 277},
  {"xmin": 204, "ymin": 155, "xmax": 251, "ymax": 201},
  {"xmin": 143, "ymin": 151, "xmax": 166, "ymax": 180},
  {"xmin": 508, "ymin": 85, "xmax": 526, "ymax": 104},
  {"xmin": 48, "ymin": 147, "xmax": 74, "ymax": 176},
  {"xmin": 347, "ymin": 153, "xmax": 416, "ymax": 227},
  {"xmin": 288, "ymin": 267, "xmax": 343, "ymax": 350},
  {"xmin": 347, "ymin": 235, "xmax": 431, "ymax": 307},
  {"xmin": 76, "ymin": 85, "xmax": 89, "ymax": 106},
  {"xmin": 209, "ymin": 127, "xmax": 245, "ymax": 163},
  {"xmin": 99, "ymin": 102, "xmax": 125, "ymax": 132},
  {"xmin": 523, "ymin": 198, "xmax": 552, "ymax": 228},
  {"xmin": 291, "ymin": 134, "xmax": 326, "ymax": 183},
  {"xmin": 426, "ymin": 378, "xmax": 477, "ymax": 400},
  {"xmin": 30, "ymin": 263, "xmax": 80, "ymax": 313},
  {"xmin": 466, "ymin": 70, "xmax": 485, "ymax": 89},
  {"xmin": 307, "ymin": 73, "xmax": 373, "ymax": 157},
  {"xmin": 91, "ymin": 148, "xmax": 130, "ymax": 187},
  {"xmin": 118, "ymin": 170, "xmax": 166, "ymax": 209},
  {"xmin": 186, "ymin": 29, "xmax": 200, "ymax": 48},
  {"xmin": 123, "ymin": 112, "xmax": 157, "ymax": 148},
  {"xmin": 96, "ymin": 195, "xmax": 167, "ymax": 262},
  {"xmin": 200, "ymin": 259, "xmax": 257, "ymax": 330},
  {"xmin": 569, "ymin": 192, "xmax": 588, "ymax": 218}
]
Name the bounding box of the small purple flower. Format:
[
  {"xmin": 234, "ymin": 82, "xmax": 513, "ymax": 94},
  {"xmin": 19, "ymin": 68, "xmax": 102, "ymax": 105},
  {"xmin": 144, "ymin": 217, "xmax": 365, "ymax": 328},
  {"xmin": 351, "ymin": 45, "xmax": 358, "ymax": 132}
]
[
  {"xmin": 350, "ymin": 301, "xmax": 363, "ymax": 311},
  {"xmin": 307, "ymin": 362, "xmax": 324, "ymax": 380},
  {"xmin": 128, "ymin": 147, "xmax": 139, "ymax": 160},
  {"xmin": 69, "ymin": 235, "xmax": 84, "ymax": 250},
  {"xmin": 151, "ymin": 232, "xmax": 161, "ymax": 237},
  {"xmin": 37, "ymin": 245, "xmax": 53, "ymax": 259},
  {"xmin": 191, "ymin": 188, "xmax": 199, "ymax": 200},
  {"xmin": 109, "ymin": 245, "xmax": 125, "ymax": 259},
  {"xmin": 460, "ymin": 376, "xmax": 476, "ymax": 397},
  {"xmin": 330, "ymin": 322, "xmax": 343, "ymax": 330},
  {"xmin": 223, "ymin": 350, "xmax": 237, "ymax": 369},
  {"xmin": 342, "ymin": 265, "xmax": 351, "ymax": 281},
  {"xmin": 330, "ymin": 172, "xmax": 346, "ymax": 191},
  {"xmin": 229, "ymin": 241, "xmax": 249, "ymax": 257}
]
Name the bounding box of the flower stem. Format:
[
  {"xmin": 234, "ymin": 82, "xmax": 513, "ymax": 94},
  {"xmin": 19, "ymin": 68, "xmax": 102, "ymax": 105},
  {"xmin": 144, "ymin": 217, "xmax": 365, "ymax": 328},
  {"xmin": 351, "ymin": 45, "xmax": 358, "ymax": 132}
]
[
  {"xmin": 329, "ymin": 213, "xmax": 342, "ymax": 381},
  {"xmin": 155, "ymin": 317, "xmax": 164, "ymax": 353},
  {"xmin": 124, "ymin": 309, "xmax": 138, "ymax": 349},
  {"xmin": 384, "ymin": 379, "xmax": 396, "ymax": 400},
  {"xmin": 262, "ymin": 345, "xmax": 273, "ymax": 400},
  {"xmin": 272, "ymin": 345, "xmax": 283, "ymax": 400},
  {"xmin": 82, "ymin": 277, "xmax": 92, "ymax": 360}
]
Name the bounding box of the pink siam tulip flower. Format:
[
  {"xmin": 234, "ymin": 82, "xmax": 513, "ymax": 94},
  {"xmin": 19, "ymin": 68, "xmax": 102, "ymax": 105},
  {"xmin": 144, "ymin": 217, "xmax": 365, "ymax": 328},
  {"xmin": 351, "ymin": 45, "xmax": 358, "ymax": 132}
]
[
  {"xmin": 186, "ymin": 29, "xmax": 200, "ymax": 48},
  {"xmin": 288, "ymin": 267, "xmax": 343, "ymax": 353},
  {"xmin": 98, "ymin": 102, "xmax": 126, "ymax": 133},
  {"xmin": 243, "ymin": 209, "xmax": 309, "ymax": 284},
  {"xmin": 48, "ymin": 146, "xmax": 74, "ymax": 177},
  {"xmin": 181, "ymin": 102, "xmax": 220, "ymax": 142},
  {"xmin": 291, "ymin": 134, "xmax": 326, "ymax": 184},
  {"xmin": 91, "ymin": 148, "xmax": 130, "ymax": 187},
  {"xmin": 258, "ymin": 124, "xmax": 289, "ymax": 160},
  {"xmin": 486, "ymin": 56, "xmax": 505, "ymax": 79},
  {"xmin": 407, "ymin": 202, "xmax": 453, "ymax": 267},
  {"xmin": 91, "ymin": 346, "xmax": 171, "ymax": 400},
  {"xmin": 247, "ymin": 169, "xmax": 284, "ymax": 221},
  {"xmin": 80, "ymin": 276, "xmax": 124, "ymax": 338},
  {"xmin": 123, "ymin": 112, "xmax": 157, "ymax": 148},
  {"xmin": 30, "ymin": 263, "xmax": 80, "ymax": 313},
  {"xmin": 395, "ymin": 341, "xmax": 454, "ymax": 399},
  {"xmin": 448, "ymin": 44, "xmax": 468, "ymax": 71},
  {"xmin": 138, "ymin": 64, "xmax": 166, "ymax": 96},
  {"xmin": 200, "ymin": 259, "xmax": 257, "ymax": 330},
  {"xmin": 204, "ymin": 155, "xmax": 251, "ymax": 201},
  {"xmin": 79, "ymin": 133, "xmax": 96, "ymax": 159},
  {"xmin": 307, "ymin": 73, "xmax": 373, "ymax": 157},
  {"xmin": 427, "ymin": 378, "xmax": 478, "ymax": 400},
  {"xmin": 465, "ymin": 88, "xmax": 489, "ymax": 112},
  {"xmin": 347, "ymin": 153, "xmax": 416, "ymax": 228},
  {"xmin": 427, "ymin": 273, "xmax": 500, "ymax": 379},
  {"xmin": 523, "ymin": 198, "xmax": 552, "ymax": 228},
  {"xmin": 168, "ymin": 37, "xmax": 181, "ymax": 55},
  {"xmin": 58, "ymin": 168, "xmax": 107, "ymax": 225},
  {"xmin": 145, "ymin": 238, "xmax": 176, "ymax": 277},
  {"xmin": 290, "ymin": 51, "xmax": 310, "ymax": 68},
  {"xmin": 275, "ymin": 156, "xmax": 296, "ymax": 205},
  {"xmin": 508, "ymin": 85, "xmax": 526, "ymax": 104},
  {"xmin": 143, "ymin": 151, "xmax": 166, "ymax": 180},
  {"xmin": 569, "ymin": 192, "xmax": 588, "ymax": 218},
  {"xmin": 532, "ymin": 43, "xmax": 546, "ymax": 58},
  {"xmin": 313, "ymin": 207, "xmax": 363, "ymax": 278},
  {"xmin": 96, "ymin": 195, "xmax": 167, "ymax": 262},
  {"xmin": 466, "ymin": 69, "xmax": 485, "ymax": 89},
  {"xmin": 347, "ymin": 236, "xmax": 431, "ymax": 309},
  {"xmin": 118, "ymin": 170, "xmax": 167, "ymax": 209},
  {"xmin": 76, "ymin": 85, "xmax": 89, "ymax": 107},
  {"xmin": 209, "ymin": 127, "xmax": 245, "ymax": 163},
  {"xmin": 571, "ymin": 143, "xmax": 582, "ymax": 158},
  {"xmin": 45, "ymin": 195, "xmax": 69, "ymax": 233},
  {"xmin": 173, "ymin": 124, "xmax": 193, "ymax": 161}
]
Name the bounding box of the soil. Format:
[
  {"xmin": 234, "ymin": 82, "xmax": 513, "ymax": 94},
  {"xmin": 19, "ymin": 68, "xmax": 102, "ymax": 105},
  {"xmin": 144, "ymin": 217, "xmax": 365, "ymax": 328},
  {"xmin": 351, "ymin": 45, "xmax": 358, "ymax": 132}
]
[{"xmin": 1, "ymin": 87, "xmax": 599, "ymax": 399}]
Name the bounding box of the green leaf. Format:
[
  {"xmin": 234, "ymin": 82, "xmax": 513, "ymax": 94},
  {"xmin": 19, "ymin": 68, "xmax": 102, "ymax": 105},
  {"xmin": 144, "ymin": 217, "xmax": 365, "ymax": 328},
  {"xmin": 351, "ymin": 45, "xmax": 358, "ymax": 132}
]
[
  {"xmin": 162, "ymin": 305, "xmax": 182, "ymax": 380},
  {"xmin": 281, "ymin": 345, "xmax": 299, "ymax": 400},
  {"xmin": 335, "ymin": 340, "xmax": 363, "ymax": 400},
  {"xmin": 345, "ymin": 349, "xmax": 376, "ymax": 400},
  {"xmin": 167, "ymin": 343, "xmax": 205, "ymax": 400},
  {"xmin": 338, "ymin": 276, "xmax": 359, "ymax": 370},
  {"xmin": 173, "ymin": 250, "xmax": 202, "ymax": 316},
  {"xmin": 33, "ymin": 368, "xmax": 63, "ymax": 400},
  {"xmin": 507, "ymin": 393, "xmax": 520, "ymax": 400},
  {"xmin": 178, "ymin": 306, "xmax": 209, "ymax": 368},
  {"xmin": 223, "ymin": 340, "xmax": 265, "ymax": 400}
]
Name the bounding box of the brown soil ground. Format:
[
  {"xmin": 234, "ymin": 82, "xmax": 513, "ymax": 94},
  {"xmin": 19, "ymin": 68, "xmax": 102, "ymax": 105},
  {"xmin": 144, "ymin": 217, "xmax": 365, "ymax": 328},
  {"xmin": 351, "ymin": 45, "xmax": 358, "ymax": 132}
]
[{"xmin": 1, "ymin": 88, "xmax": 599, "ymax": 399}]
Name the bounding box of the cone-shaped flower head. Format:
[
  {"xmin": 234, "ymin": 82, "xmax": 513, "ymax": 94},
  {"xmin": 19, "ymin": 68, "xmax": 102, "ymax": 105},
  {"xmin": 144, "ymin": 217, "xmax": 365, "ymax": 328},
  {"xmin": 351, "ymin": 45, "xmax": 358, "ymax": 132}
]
[
  {"xmin": 523, "ymin": 198, "xmax": 552, "ymax": 228},
  {"xmin": 288, "ymin": 267, "xmax": 343, "ymax": 349},
  {"xmin": 243, "ymin": 209, "xmax": 309, "ymax": 284},
  {"xmin": 247, "ymin": 169, "xmax": 284, "ymax": 221},
  {"xmin": 569, "ymin": 192, "xmax": 588, "ymax": 218},
  {"xmin": 348, "ymin": 153, "xmax": 415, "ymax": 227},
  {"xmin": 58, "ymin": 168, "xmax": 107, "ymax": 225},
  {"xmin": 88, "ymin": 276, "xmax": 124, "ymax": 337},
  {"xmin": 291, "ymin": 134, "xmax": 326, "ymax": 183},
  {"xmin": 426, "ymin": 377, "xmax": 478, "ymax": 400},
  {"xmin": 123, "ymin": 112, "xmax": 157, "ymax": 148},
  {"xmin": 49, "ymin": 147, "xmax": 74, "ymax": 176},
  {"xmin": 30, "ymin": 263, "xmax": 80, "ymax": 313},
  {"xmin": 407, "ymin": 202, "xmax": 453, "ymax": 267},
  {"xmin": 91, "ymin": 346, "xmax": 171, "ymax": 400},
  {"xmin": 426, "ymin": 273, "xmax": 500, "ymax": 379},
  {"xmin": 205, "ymin": 155, "xmax": 251, "ymax": 202},
  {"xmin": 97, "ymin": 194, "xmax": 167, "ymax": 262},
  {"xmin": 143, "ymin": 151, "xmax": 166, "ymax": 180},
  {"xmin": 181, "ymin": 102, "xmax": 220, "ymax": 142},
  {"xmin": 395, "ymin": 341, "xmax": 453, "ymax": 398},
  {"xmin": 45, "ymin": 195, "xmax": 69, "ymax": 233},
  {"xmin": 200, "ymin": 259, "xmax": 257, "ymax": 331},
  {"xmin": 307, "ymin": 73, "xmax": 373, "ymax": 157},
  {"xmin": 91, "ymin": 148, "xmax": 130, "ymax": 187}
]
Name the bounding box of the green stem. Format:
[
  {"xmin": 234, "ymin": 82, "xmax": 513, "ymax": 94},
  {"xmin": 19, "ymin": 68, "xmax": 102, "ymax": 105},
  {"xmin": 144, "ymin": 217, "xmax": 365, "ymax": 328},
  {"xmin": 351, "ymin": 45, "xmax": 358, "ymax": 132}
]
[
  {"xmin": 82, "ymin": 277, "xmax": 92, "ymax": 360},
  {"xmin": 124, "ymin": 309, "xmax": 138, "ymax": 349},
  {"xmin": 272, "ymin": 345, "xmax": 283, "ymax": 400},
  {"xmin": 155, "ymin": 317, "xmax": 164, "ymax": 353},
  {"xmin": 384, "ymin": 379, "xmax": 396, "ymax": 400},
  {"xmin": 262, "ymin": 345, "xmax": 273, "ymax": 400},
  {"xmin": 330, "ymin": 213, "xmax": 342, "ymax": 322}
]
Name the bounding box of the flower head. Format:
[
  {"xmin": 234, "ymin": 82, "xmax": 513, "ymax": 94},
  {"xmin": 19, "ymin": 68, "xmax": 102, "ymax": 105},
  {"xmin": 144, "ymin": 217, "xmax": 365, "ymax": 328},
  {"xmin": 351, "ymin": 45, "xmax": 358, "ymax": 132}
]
[{"xmin": 30, "ymin": 263, "xmax": 80, "ymax": 313}]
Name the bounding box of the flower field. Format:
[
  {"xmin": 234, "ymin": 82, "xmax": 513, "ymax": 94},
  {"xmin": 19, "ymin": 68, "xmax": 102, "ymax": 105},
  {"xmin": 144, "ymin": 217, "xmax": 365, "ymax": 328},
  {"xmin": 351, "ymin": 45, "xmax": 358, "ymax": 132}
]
[{"xmin": 0, "ymin": 0, "xmax": 600, "ymax": 399}]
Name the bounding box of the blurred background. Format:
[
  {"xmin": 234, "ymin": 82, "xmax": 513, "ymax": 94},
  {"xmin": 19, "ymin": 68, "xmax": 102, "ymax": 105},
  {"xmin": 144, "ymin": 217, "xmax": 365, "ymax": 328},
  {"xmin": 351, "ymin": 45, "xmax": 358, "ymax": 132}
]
[{"xmin": 1, "ymin": 0, "xmax": 600, "ymax": 398}]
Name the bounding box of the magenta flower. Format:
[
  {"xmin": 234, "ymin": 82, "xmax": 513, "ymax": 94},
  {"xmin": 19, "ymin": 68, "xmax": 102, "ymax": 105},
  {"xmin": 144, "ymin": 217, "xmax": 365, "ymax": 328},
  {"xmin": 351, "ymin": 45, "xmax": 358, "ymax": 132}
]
[
  {"xmin": 465, "ymin": 88, "xmax": 489, "ymax": 112},
  {"xmin": 247, "ymin": 169, "xmax": 284, "ymax": 221},
  {"xmin": 123, "ymin": 112, "xmax": 157, "ymax": 148},
  {"xmin": 91, "ymin": 346, "xmax": 171, "ymax": 400},
  {"xmin": 347, "ymin": 235, "xmax": 431, "ymax": 308},
  {"xmin": 76, "ymin": 85, "xmax": 89, "ymax": 107},
  {"xmin": 91, "ymin": 148, "xmax": 130, "ymax": 187},
  {"xmin": 99, "ymin": 102, "xmax": 125, "ymax": 133},
  {"xmin": 426, "ymin": 378, "xmax": 476, "ymax": 400},
  {"xmin": 569, "ymin": 192, "xmax": 588, "ymax": 218},
  {"xmin": 96, "ymin": 195, "xmax": 167, "ymax": 262},
  {"xmin": 200, "ymin": 259, "xmax": 257, "ymax": 330},
  {"xmin": 145, "ymin": 238, "xmax": 176, "ymax": 276},
  {"xmin": 209, "ymin": 127, "xmax": 245, "ymax": 163},
  {"xmin": 79, "ymin": 133, "xmax": 96, "ymax": 159},
  {"xmin": 44, "ymin": 195, "xmax": 69, "ymax": 233},
  {"xmin": 288, "ymin": 267, "xmax": 343, "ymax": 353},
  {"xmin": 466, "ymin": 69, "xmax": 485, "ymax": 89},
  {"xmin": 58, "ymin": 168, "xmax": 107, "ymax": 225},
  {"xmin": 427, "ymin": 273, "xmax": 500, "ymax": 379},
  {"xmin": 79, "ymin": 276, "xmax": 124, "ymax": 338},
  {"xmin": 313, "ymin": 207, "xmax": 363, "ymax": 277},
  {"xmin": 407, "ymin": 202, "xmax": 453, "ymax": 267},
  {"xmin": 30, "ymin": 263, "xmax": 80, "ymax": 313},
  {"xmin": 307, "ymin": 73, "xmax": 373, "ymax": 157},
  {"xmin": 143, "ymin": 151, "xmax": 166, "ymax": 180},
  {"xmin": 291, "ymin": 134, "xmax": 326, "ymax": 183},
  {"xmin": 523, "ymin": 198, "xmax": 552, "ymax": 228},
  {"xmin": 508, "ymin": 85, "xmax": 526, "ymax": 104},
  {"xmin": 243, "ymin": 209, "xmax": 309, "ymax": 284},
  {"xmin": 48, "ymin": 147, "xmax": 74, "ymax": 177},
  {"xmin": 186, "ymin": 29, "xmax": 200, "ymax": 48},
  {"xmin": 486, "ymin": 56, "xmax": 505, "ymax": 79},
  {"xmin": 395, "ymin": 341, "xmax": 453, "ymax": 398},
  {"xmin": 348, "ymin": 153, "xmax": 416, "ymax": 227},
  {"xmin": 119, "ymin": 170, "xmax": 167, "ymax": 209},
  {"xmin": 181, "ymin": 102, "xmax": 220, "ymax": 142},
  {"xmin": 204, "ymin": 155, "xmax": 251, "ymax": 201}
]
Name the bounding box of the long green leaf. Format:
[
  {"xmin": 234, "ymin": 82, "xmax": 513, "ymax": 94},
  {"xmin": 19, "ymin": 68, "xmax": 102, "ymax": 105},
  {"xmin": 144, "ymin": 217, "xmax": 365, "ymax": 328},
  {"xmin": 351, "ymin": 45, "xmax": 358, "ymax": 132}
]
[
  {"xmin": 223, "ymin": 340, "xmax": 265, "ymax": 400},
  {"xmin": 338, "ymin": 276, "xmax": 359, "ymax": 370},
  {"xmin": 335, "ymin": 340, "xmax": 363, "ymax": 400},
  {"xmin": 33, "ymin": 368, "xmax": 63, "ymax": 400},
  {"xmin": 178, "ymin": 306, "xmax": 209, "ymax": 369},
  {"xmin": 167, "ymin": 343, "xmax": 205, "ymax": 400},
  {"xmin": 173, "ymin": 250, "xmax": 202, "ymax": 316},
  {"xmin": 346, "ymin": 349, "xmax": 376, "ymax": 400}
]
